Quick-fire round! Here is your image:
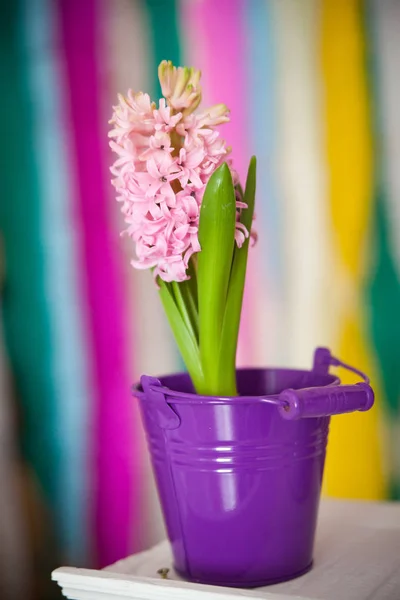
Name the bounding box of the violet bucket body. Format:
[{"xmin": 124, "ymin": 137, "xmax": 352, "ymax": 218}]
[{"xmin": 133, "ymin": 348, "xmax": 374, "ymax": 588}]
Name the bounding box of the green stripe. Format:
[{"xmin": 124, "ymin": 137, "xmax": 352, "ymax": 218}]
[
  {"xmin": 369, "ymin": 196, "xmax": 400, "ymax": 416},
  {"xmin": 0, "ymin": 2, "xmax": 60, "ymax": 507},
  {"xmin": 365, "ymin": 3, "xmax": 400, "ymax": 499},
  {"xmin": 365, "ymin": 2, "xmax": 400, "ymax": 416},
  {"xmin": 369, "ymin": 197, "xmax": 400, "ymax": 501},
  {"xmin": 144, "ymin": 0, "xmax": 181, "ymax": 99}
]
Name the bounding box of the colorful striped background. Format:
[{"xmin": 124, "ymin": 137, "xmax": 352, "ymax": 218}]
[{"xmin": 1, "ymin": 0, "xmax": 399, "ymax": 595}]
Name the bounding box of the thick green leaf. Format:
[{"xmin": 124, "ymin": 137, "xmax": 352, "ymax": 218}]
[
  {"xmin": 197, "ymin": 163, "xmax": 236, "ymax": 394},
  {"xmin": 218, "ymin": 156, "xmax": 257, "ymax": 392},
  {"xmin": 158, "ymin": 279, "xmax": 203, "ymax": 390}
]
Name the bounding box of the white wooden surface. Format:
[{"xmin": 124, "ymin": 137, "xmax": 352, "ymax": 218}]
[{"xmin": 53, "ymin": 500, "xmax": 400, "ymax": 600}]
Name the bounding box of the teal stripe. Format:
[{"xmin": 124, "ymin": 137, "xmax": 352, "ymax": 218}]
[
  {"xmin": 245, "ymin": 0, "xmax": 281, "ymax": 285},
  {"xmin": 144, "ymin": 0, "xmax": 181, "ymax": 99},
  {"xmin": 24, "ymin": 0, "xmax": 91, "ymax": 562},
  {"xmin": 245, "ymin": 1, "xmax": 284, "ymax": 360},
  {"xmin": 144, "ymin": 0, "xmax": 185, "ymax": 371},
  {"xmin": 0, "ymin": 1, "xmax": 61, "ymax": 515},
  {"xmin": 366, "ymin": 1, "xmax": 400, "ymax": 499}
]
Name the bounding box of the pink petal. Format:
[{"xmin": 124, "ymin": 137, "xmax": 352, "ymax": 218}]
[
  {"xmin": 185, "ymin": 146, "xmax": 205, "ymax": 168},
  {"xmin": 146, "ymin": 157, "xmax": 161, "ymax": 179},
  {"xmin": 235, "ymin": 230, "xmax": 246, "ymax": 248},
  {"xmin": 188, "ymin": 169, "xmax": 203, "ymax": 189},
  {"xmin": 236, "ymin": 222, "xmax": 249, "ymax": 236},
  {"xmin": 190, "ymin": 233, "xmax": 201, "ymax": 252},
  {"xmin": 184, "ymin": 197, "xmax": 198, "ymax": 218},
  {"xmin": 174, "ymin": 224, "xmax": 190, "ymax": 240}
]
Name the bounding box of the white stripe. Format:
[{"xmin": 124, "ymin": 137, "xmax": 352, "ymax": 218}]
[{"xmin": 271, "ymin": 0, "xmax": 336, "ymax": 367}]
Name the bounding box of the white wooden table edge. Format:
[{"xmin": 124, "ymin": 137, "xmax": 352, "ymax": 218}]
[{"xmin": 52, "ymin": 567, "xmax": 309, "ymax": 600}]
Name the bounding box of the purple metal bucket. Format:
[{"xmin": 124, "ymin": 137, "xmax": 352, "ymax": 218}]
[{"xmin": 133, "ymin": 348, "xmax": 374, "ymax": 588}]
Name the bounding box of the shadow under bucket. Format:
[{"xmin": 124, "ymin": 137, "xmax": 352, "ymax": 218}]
[{"xmin": 133, "ymin": 348, "xmax": 374, "ymax": 588}]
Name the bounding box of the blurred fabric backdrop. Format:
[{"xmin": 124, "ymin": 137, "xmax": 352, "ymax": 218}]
[{"xmin": 1, "ymin": 0, "xmax": 400, "ymax": 598}]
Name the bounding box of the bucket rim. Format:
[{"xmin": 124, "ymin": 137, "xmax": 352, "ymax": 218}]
[{"xmin": 132, "ymin": 366, "xmax": 340, "ymax": 404}]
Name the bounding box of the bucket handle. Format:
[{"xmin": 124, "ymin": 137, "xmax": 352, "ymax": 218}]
[
  {"xmin": 141, "ymin": 348, "xmax": 374, "ymax": 426},
  {"xmin": 277, "ymin": 347, "xmax": 374, "ymax": 421}
]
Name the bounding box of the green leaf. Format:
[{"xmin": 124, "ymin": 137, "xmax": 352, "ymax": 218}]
[
  {"xmin": 186, "ymin": 256, "xmax": 198, "ymax": 312},
  {"xmin": 235, "ymin": 182, "xmax": 244, "ymax": 201},
  {"xmin": 171, "ymin": 279, "xmax": 198, "ymax": 342},
  {"xmin": 197, "ymin": 162, "xmax": 237, "ymax": 394},
  {"xmin": 240, "ymin": 156, "xmax": 257, "ymax": 234},
  {"xmin": 218, "ymin": 156, "xmax": 257, "ymax": 392},
  {"xmin": 158, "ymin": 279, "xmax": 203, "ymax": 390}
]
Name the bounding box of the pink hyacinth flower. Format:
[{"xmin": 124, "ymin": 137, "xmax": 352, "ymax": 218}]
[{"xmin": 109, "ymin": 61, "xmax": 254, "ymax": 283}]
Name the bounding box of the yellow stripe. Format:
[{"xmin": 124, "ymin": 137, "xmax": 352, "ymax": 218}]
[{"xmin": 320, "ymin": 0, "xmax": 388, "ymax": 499}]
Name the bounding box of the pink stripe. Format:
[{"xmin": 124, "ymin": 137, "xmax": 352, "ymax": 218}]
[
  {"xmin": 59, "ymin": 0, "xmax": 135, "ymax": 567},
  {"xmin": 181, "ymin": 0, "xmax": 254, "ymax": 365},
  {"xmin": 187, "ymin": 0, "xmax": 248, "ymax": 179}
]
